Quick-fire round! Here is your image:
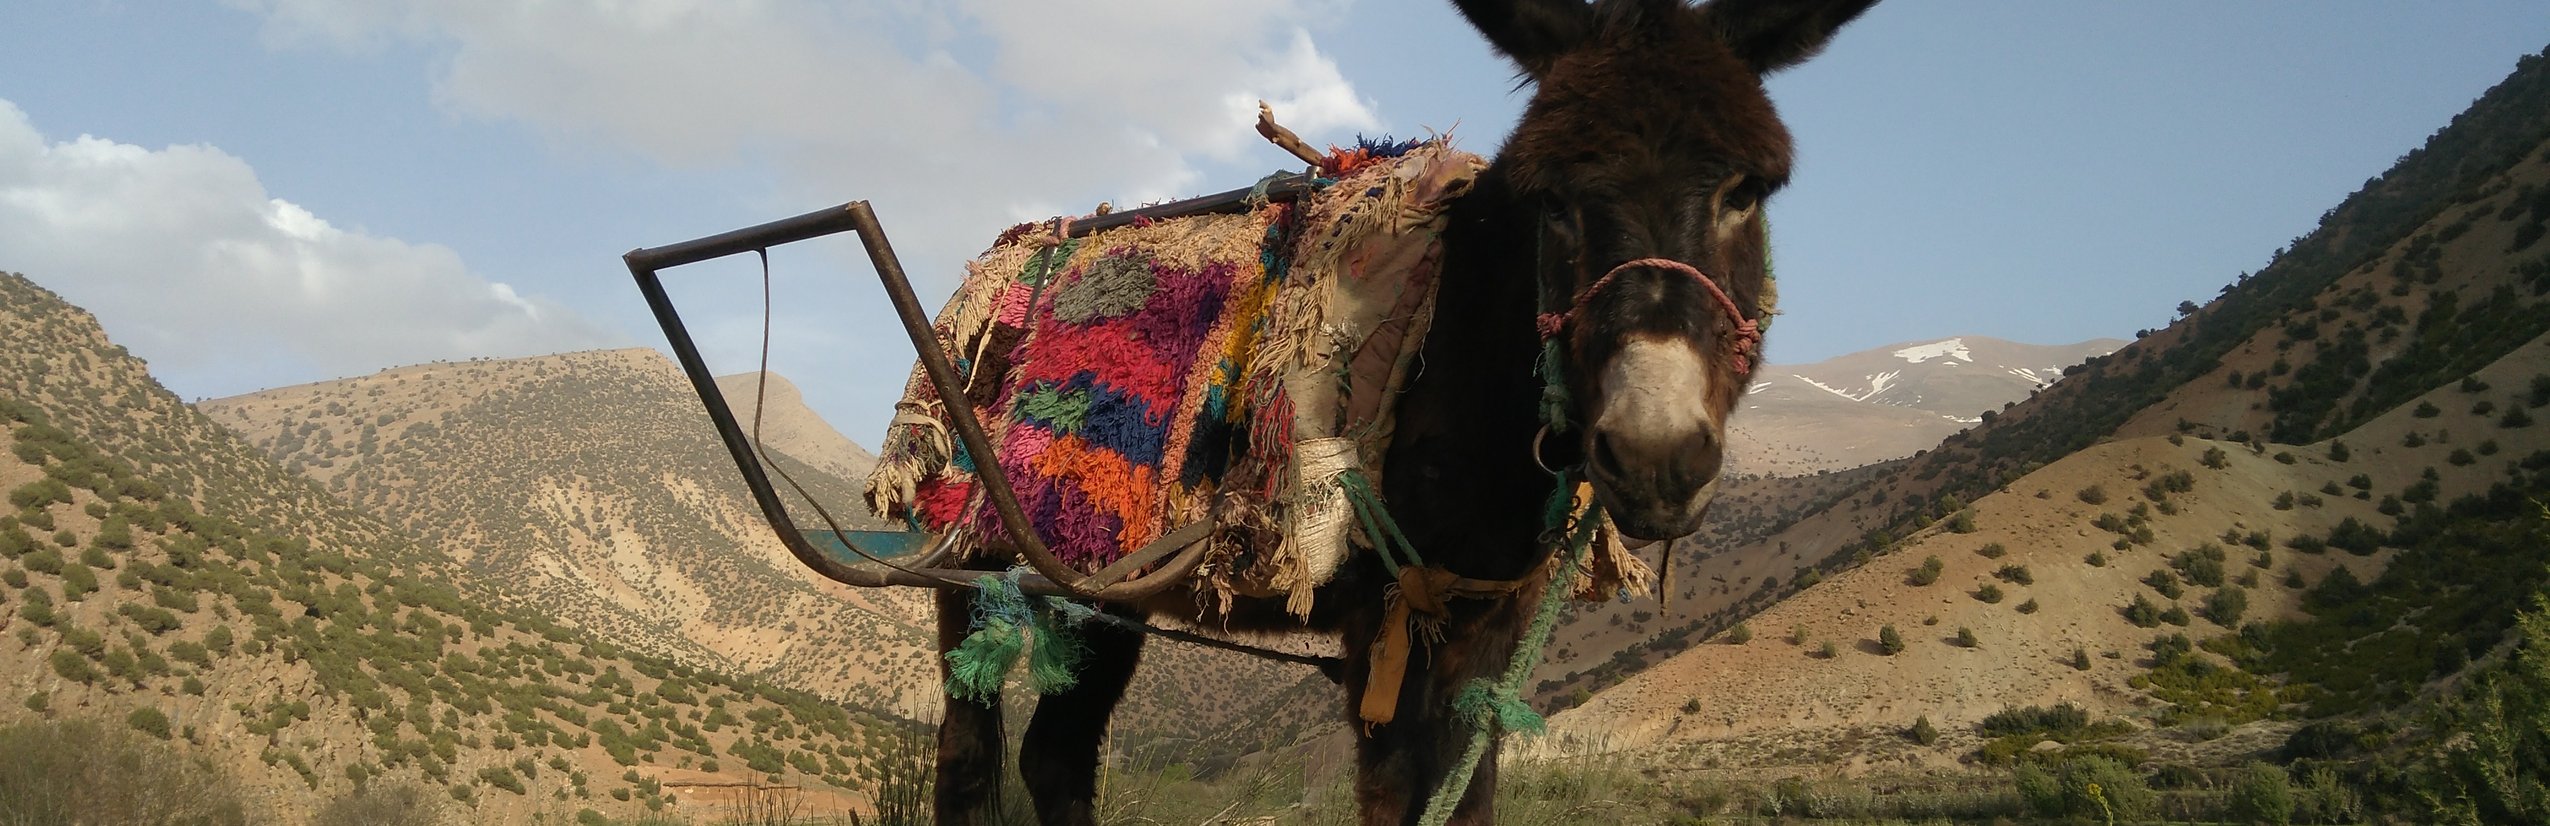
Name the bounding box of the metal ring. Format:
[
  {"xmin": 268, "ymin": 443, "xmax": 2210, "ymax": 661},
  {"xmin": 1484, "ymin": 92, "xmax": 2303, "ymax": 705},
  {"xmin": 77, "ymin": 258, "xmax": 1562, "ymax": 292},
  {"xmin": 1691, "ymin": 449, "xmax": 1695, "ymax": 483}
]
[{"xmin": 1531, "ymin": 424, "xmax": 1560, "ymax": 476}]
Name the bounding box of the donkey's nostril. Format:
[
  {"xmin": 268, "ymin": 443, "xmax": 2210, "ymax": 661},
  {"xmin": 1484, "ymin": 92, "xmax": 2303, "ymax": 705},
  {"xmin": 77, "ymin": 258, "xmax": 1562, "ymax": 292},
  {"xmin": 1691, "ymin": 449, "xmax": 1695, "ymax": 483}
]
[
  {"xmin": 1675, "ymin": 426, "xmax": 1723, "ymax": 489},
  {"xmin": 1591, "ymin": 430, "xmax": 1629, "ymax": 481}
]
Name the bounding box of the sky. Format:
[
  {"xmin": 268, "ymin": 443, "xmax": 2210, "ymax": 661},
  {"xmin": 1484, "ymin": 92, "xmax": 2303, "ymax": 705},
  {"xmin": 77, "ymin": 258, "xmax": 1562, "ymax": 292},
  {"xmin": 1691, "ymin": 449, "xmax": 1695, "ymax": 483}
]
[{"xmin": 3, "ymin": 1, "xmax": 2545, "ymax": 447}]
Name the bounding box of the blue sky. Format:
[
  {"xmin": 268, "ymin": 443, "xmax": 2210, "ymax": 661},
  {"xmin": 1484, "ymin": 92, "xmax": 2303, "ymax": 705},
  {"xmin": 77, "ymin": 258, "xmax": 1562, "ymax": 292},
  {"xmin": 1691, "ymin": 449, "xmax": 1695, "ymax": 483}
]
[{"xmin": 2, "ymin": 1, "xmax": 2544, "ymax": 445}]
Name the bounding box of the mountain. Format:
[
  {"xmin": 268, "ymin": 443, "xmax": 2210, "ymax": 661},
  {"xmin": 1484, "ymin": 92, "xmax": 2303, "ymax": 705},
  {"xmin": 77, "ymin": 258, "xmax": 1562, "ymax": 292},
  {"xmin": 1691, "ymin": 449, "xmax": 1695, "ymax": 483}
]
[
  {"xmin": 713, "ymin": 371, "xmax": 879, "ymax": 485},
  {"xmin": 0, "ymin": 272, "xmax": 915, "ymax": 824},
  {"xmin": 199, "ymin": 349, "xmax": 1336, "ymax": 756},
  {"xmin": 199, "ymin": 351, "xmax": 940, "ymax": 708},
  {"xmin": 1730, "ymin": 337, "xmax": 2123, "ymax": 476},
  {"xmin": 1536, "ymin": 43, "xmax": 2550, "ymax": 786}
]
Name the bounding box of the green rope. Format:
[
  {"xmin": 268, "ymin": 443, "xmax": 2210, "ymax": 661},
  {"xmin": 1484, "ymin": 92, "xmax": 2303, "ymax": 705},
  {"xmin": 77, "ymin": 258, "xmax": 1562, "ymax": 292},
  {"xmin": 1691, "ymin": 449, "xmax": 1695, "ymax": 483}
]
[
  {"xmin": 1534, "ymin": 338, "xmax": 1572, "ymax": 432},
  {"xmin": 1338, "ymin": 468, "xmax": 1424, "ymax": 574},
  {"xmin": 1415, "ymin": 481, "xmax": 1604, "ymax": 826}
]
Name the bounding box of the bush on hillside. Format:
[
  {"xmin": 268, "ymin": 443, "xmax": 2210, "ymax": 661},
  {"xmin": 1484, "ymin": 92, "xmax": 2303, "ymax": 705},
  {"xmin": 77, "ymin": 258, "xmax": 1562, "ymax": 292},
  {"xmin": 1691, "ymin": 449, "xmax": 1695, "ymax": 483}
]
[
  {"xmin": 310, "ymin": 783, "xmax": 443, "ymax": 826},
  {"xmin": 0, "ymin": 717, "xmax": 252, "ymax": 825},
  {"xmin": 2014, "ymin": 755, "xmax": 2155, "ymax": 822}
]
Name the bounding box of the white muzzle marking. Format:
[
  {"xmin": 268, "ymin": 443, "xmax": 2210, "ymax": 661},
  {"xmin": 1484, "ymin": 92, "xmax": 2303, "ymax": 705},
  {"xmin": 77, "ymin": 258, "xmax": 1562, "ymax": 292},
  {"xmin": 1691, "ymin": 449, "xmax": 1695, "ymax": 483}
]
[{"xmin": 1594, "ymin": 338, "xmax": 1715, "ymax": 440}]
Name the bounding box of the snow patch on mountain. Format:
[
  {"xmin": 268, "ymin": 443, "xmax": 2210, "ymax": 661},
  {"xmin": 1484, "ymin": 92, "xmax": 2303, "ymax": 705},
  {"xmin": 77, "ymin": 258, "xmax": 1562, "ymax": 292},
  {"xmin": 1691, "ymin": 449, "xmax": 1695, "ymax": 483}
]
[
  {"xmin": 2006, "ymin": 366, "xmax": 2055, "ymax": 387},
  {"xmin": 1893, "ymin": 338, "xmax": 1974, "ymax": 364}
]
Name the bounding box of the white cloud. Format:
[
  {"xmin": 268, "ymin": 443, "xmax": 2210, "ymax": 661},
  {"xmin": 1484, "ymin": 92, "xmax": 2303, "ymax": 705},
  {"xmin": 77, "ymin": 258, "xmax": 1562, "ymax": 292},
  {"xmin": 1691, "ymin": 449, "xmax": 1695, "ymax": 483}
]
[
  {"xmin": 225, "ymin": 0, "xmax": 1381, "ymax": 280},
  {"xmin": 0, "ymin": 99, "xmax": 617, "ymax": 393}
]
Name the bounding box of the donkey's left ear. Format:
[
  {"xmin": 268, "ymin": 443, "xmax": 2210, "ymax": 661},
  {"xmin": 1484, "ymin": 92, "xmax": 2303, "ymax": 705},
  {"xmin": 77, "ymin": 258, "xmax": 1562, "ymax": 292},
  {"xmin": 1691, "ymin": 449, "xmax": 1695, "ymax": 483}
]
[{"xmin": 1695, "ymin": 0, "xmax": 1878, "ymax": 74}]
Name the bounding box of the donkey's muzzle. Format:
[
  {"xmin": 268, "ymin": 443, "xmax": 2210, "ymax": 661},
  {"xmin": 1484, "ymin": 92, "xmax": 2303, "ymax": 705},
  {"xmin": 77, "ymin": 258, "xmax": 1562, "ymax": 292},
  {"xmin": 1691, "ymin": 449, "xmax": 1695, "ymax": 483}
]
[{"xmin": 1588, "ymin": 421, "xmax": 1722, "ymax": 539}]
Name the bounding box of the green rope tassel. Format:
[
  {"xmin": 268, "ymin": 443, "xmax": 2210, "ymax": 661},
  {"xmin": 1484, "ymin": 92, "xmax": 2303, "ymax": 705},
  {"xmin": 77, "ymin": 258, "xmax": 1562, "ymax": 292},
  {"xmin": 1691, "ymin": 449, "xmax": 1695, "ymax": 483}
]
[
  {"xmin": 944, "ymin": 569, "xmax": 1098, "ymax": 702},
  {"xmin": 945, "ymin": 617, "xmax": 1023, "ymax": 704},
  {"xmin": 1026, "ymin": 602, "xmax": 1091, "ymax": 694}
]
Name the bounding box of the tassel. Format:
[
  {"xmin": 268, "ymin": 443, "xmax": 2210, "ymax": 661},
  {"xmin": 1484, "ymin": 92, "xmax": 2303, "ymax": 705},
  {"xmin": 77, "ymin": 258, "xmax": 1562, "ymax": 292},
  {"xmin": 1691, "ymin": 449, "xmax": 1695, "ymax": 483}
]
[
  {"xmin": 1026, "ymin": 604, "xmax": 1090, "ymax": 694},
  {"xmin": 945, "ymin": 618, "xmax": 1023, "ymax": 704}
]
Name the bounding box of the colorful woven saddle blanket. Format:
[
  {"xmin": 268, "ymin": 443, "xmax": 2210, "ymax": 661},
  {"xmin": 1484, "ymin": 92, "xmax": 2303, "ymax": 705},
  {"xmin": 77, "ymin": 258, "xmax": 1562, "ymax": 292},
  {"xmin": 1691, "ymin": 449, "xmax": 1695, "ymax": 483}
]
[{"xmin": 865, "ymin": 140, "xmax": 1485, "ymax": 614}]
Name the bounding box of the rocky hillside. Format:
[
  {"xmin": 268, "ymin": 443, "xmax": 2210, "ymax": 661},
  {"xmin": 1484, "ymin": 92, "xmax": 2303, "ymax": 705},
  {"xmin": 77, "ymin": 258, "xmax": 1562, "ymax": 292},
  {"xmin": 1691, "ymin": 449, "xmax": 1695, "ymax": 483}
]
[
  {"xmin": 199, "ymin": 351, "xmax": 937, "ymax": 706},
  {"xmin": 201, "ymin": 349, "xmax": 1335, "ymax": 754},
  {"xmin": 714, "ymin": 371, "xmax": 880, "ymax": 485},
  {"xmin": 1541, "ymin": 44, "xmax": 2550, "ymax": 774},
  {"xmin": 0, "ymin": 272, "xmax": 919, "ymax": 824},
  {"xmin": 1730, "ymin": 337, "xmax": 2122, "ymax": 476}
]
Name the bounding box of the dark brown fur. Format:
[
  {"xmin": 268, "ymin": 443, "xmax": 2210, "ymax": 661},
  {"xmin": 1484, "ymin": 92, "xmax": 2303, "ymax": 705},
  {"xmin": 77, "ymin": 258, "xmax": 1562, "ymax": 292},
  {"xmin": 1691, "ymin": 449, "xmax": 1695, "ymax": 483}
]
[{"xmin": 935, "ymin": 1, "xmax": 1874, "ymax": 822}]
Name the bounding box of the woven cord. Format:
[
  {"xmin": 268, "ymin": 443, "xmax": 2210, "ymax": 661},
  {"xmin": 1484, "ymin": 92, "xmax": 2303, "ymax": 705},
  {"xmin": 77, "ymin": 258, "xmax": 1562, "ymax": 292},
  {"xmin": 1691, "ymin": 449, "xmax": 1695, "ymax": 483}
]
[
  {"xmin": 1415, "ymin": 480, "xmax": 1604, "ymax": 826},
  {"xmin": 1339, "ymin": 469, "xmax": 1425, "ymax": 574}
]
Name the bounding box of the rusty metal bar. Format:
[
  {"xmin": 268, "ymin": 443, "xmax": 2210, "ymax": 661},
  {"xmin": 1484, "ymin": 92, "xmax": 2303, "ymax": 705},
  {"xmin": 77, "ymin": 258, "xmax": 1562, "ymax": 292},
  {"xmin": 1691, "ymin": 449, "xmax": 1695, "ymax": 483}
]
[
  {"xmin": 841, "ymin": 201, "xmax": 1100, "ymax": 595},
  {"xmin": 625, "ymin": 208, "xmax": 1102, "ymax": 596},
  {"xmin": 623, "ymin": 193, "xmax": 1272, "ymax": 602}
]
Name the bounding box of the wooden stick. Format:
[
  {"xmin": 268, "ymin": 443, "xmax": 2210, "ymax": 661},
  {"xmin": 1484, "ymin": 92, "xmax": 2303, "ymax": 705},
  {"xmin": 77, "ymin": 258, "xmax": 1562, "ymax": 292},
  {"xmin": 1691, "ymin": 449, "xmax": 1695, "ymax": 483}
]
[{"xmin": 1256, "ymin": 100, "xmax": 1325, "ymax": 167}]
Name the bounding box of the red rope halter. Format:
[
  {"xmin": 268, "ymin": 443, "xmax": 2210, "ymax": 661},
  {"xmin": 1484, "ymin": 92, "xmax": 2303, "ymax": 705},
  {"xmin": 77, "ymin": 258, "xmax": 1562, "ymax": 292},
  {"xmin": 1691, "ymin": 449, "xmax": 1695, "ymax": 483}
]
[{"xmin": 1536, "ymin": 257, "xmax": 1762, "ymax": 376}]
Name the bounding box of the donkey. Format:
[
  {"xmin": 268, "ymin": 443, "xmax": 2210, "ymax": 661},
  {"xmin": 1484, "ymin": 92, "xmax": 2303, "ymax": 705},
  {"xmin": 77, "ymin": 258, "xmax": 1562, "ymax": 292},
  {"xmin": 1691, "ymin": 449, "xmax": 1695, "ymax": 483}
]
[{"xmin": 934, "ymin": 1, "xmax": 1876, "ymax": 823}]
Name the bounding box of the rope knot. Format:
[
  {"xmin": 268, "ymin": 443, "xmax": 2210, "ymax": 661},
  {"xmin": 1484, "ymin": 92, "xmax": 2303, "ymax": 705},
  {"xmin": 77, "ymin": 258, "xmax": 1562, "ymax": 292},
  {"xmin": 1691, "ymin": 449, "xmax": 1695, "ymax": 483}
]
[{"xmin": 1453, "ymin": 680, "xmax": 1546, "ymax": 735}]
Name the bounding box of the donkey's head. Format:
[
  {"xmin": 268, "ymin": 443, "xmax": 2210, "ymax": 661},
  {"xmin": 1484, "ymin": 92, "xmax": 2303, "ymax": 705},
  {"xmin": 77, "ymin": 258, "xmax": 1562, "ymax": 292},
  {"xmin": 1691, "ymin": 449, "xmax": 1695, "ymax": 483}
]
[{"xmin": 1457, "ymin": 0, "xmax": 1874, "ymax": 539}]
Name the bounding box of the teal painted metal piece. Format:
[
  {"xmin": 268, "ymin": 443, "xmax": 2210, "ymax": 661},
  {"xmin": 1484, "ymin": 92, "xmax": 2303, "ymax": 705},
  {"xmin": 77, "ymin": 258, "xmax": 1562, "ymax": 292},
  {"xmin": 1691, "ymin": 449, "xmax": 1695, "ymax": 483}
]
[{"xmin": 802, "ymin": 530, "xmax": 934, "ymax": 565}]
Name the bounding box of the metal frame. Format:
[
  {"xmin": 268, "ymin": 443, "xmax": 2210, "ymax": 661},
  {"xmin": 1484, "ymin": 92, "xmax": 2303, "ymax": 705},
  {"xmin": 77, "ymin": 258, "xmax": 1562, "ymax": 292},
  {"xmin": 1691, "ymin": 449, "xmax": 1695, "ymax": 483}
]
[{"xmin": 623, "ymin": 176, "xmax": 1310, "ymax": 603}]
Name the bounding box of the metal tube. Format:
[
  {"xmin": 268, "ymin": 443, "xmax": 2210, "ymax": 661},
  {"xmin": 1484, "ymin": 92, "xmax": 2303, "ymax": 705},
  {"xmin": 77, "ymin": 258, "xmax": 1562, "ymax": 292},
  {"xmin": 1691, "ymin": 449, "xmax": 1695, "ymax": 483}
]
[{"xmin": 843, "ymin": 201, "xmax": 1099, "ymax": 594}]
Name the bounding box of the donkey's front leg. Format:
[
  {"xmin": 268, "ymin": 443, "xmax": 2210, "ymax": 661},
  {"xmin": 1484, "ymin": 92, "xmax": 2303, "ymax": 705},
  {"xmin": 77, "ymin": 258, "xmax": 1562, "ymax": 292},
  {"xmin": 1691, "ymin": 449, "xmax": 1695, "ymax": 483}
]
[
  {"xmin": 935, "ymin": 588, "xmax": 1006, "ymax": 825},
  {"xmin": 1019, "ymin": 609, "xmax": 1144, "ymax": 826},
  {"xmin": 1343, "ymin": 581, "xmax": 1541, "ymax": 826}
]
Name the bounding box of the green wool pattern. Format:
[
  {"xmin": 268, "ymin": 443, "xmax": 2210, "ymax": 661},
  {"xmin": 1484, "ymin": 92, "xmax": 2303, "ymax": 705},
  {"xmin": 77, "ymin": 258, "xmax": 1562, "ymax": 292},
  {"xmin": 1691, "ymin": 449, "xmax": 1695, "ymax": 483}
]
[{"xmin": 944, "ymin": 569, "xmax": 1096, "ymax": 703}]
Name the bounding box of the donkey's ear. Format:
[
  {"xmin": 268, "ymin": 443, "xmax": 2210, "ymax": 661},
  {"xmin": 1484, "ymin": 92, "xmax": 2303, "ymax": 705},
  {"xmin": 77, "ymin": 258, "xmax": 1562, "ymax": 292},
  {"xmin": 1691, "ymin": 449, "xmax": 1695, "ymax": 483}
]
[
  {"xmin": 1696, "ymin": 0, "xmax": 1878, "ymax": 74},
  {"xmin": 1450, "ymin": 0, "xmax": 1595, "ymax": 79}
]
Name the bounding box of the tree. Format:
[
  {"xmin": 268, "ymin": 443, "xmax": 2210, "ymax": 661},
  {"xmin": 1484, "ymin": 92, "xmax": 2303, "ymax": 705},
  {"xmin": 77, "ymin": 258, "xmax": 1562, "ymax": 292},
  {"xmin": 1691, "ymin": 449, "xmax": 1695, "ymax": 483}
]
[{"xmin": 1878, "ymin": 625, "xmax": 1905, "ymax": 655}]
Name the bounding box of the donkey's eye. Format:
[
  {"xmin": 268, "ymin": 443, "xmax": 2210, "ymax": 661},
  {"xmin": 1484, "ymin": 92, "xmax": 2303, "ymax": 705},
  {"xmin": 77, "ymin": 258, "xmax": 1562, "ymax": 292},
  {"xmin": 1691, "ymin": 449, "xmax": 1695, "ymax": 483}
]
[{"xmin": 1721, "ymin": 178, "xmax": 1764, "ymax": 213}]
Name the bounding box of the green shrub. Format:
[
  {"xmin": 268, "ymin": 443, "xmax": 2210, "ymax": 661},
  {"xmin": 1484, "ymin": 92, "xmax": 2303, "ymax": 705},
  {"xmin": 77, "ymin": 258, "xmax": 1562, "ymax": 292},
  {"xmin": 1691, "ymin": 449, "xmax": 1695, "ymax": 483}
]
[
  {"xmin": 311, "ymin": 783, "xmax": 443, "ymax": 826},
  {"xmin": 1955, "ymin": 627, "xmax": 1979, "ymax": 648},
  {"xmin": 2015, "ymin": 755, "xmax": 2155, "ymax": 822},
  {"xmin": 2124, "ymin": 594, "xmax": 2163, "ymax": 628},
  {"xmin": 2224, "ymin": 761, "xmax": 2295, "ymax": 824},
  {"xmin": 21, "ymin": 547, "xmax": 63, "ymax": 575},
  {"xmin": 2206, "ymin": 587, "xmax": 2251, "ymax": 626},
  {"xmin": 48, "ymin": 649, "xmax": 94, "ymax": 683},
  {"xmin": 1725, "ymin": 623, "xmax": 1751, "ymax": 645},
  {"xmin": 1908, "ymin": 555, "xmax": 1943, "ymax": 586},
  {"xmin": 2327, "ymin": 517, "xmax": 2384, "ymax": 554},
  {"xmin": 0, "ymin": 717, "xmax": 251, "ymax": 824},
  {"xmin": 127, "ymin": 707, "xmax": 172, "ymax": 740},
  {"xmin": 1978, "ymin": 542, "xmax": 2009, "ymax": 559},
  {"xmin": 2077, "ymin": 485, "xmax": 2108, "ymax": 505},
  {"xmin": 477, "ymin": 765, "xmax": 527, "ymax": 795},
  {"xmin": 1878, "ymin": 625, "xmax": 1904, "ymax": 655},
  {"xmin": 1974, "ymin": 584, "xmax": 2004, "ymax": 604},
  {"xmin": 1908, "ymin": 716, "xmax": 1938, "ymax": 745},
  {"xmin": 1994, "ymin": 564, "xmax": 2032, "ymax": 585}
]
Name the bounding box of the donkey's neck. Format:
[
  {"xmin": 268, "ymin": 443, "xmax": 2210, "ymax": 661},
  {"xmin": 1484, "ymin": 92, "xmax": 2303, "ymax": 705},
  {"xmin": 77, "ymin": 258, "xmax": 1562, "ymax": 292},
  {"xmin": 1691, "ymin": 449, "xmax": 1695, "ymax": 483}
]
[{"xmin": 1375, "ymin": 167, "xmax": 1562, "ymax": 580}]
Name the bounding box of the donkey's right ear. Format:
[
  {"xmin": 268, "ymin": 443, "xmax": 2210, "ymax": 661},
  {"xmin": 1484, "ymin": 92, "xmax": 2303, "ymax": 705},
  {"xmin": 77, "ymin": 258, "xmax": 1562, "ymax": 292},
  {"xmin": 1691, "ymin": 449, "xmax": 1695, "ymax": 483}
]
[{"xmin": 1450, "ymin": 0, "xmax": 1595, "ymax": 79}]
